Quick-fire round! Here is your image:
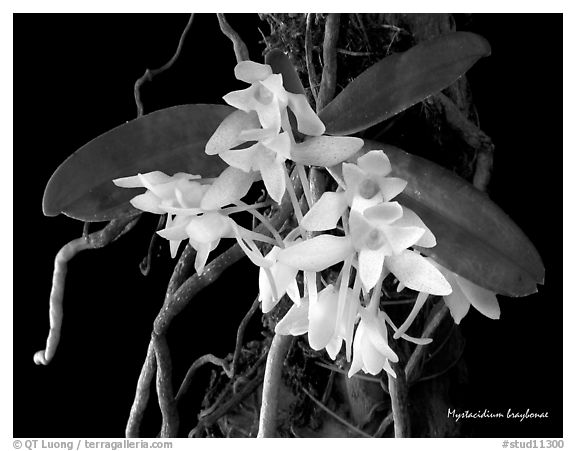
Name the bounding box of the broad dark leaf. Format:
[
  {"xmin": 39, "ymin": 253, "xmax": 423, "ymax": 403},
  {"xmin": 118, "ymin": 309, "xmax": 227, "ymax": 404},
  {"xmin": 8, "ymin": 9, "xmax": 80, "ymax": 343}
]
[
  {"xmin": 330, "ymin": 141, "xmax": 544, "ymax": 297},
  {"xmin": 265, "ymin": 49, "xmax": 307, "ymax": 95},
  {"xmin": 319, "ymin": 32, "xmax": 491, "ymax": 136},
  {"xmin": 43, "ymin": 104, "xmax": 233, "ymax": 222}
]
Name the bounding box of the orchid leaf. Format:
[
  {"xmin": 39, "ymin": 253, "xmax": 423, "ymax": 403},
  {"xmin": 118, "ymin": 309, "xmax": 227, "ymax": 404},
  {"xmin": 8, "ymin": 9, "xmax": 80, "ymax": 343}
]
[
  {"xmin": 319, "ymin": 32, "xmax": 491, "ymax": 136},
  {"xmin": 330, "ymin": 140, "xmax": 544, "ymax": 297},
  {"xmin": 265, "ymin": 49, "xmax": 306, "ymax": 96},
  {"xmin": 291, "ymin": 136, "xmax": 364, "ymax": 167},
  {"xmin": 43, "ymin": 104, "xmax": 233, "ymax": 222}
]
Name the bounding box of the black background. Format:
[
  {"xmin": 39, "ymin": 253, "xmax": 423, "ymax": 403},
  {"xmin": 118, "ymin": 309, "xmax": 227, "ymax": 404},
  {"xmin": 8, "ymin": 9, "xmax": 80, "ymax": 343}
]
[{"xmin": 14, "ymin": 13, "xmax": 562, "ymax": 438}]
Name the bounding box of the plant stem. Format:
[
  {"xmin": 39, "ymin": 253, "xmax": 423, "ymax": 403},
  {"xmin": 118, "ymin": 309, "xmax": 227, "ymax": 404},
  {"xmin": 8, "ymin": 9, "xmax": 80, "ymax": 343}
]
[
  {"xmin": 125, "ymin": 341, "xmax": 157, "ymax": 438},
  {"xmin": 257, "ymin": 334, "xmax": 294, "ymax": 437},
  {"xmin": 305, "ymin": 13, "xmax": 319, "ymax": 106},
  {"xmin": 387, "ymin": 362, "xmax": 410, "ymax": 437},
  {"xmin": 175, "ymin": 353, "xmax": 231, "ymax": 402},
  {"xmin": 34, "ymin": 216, "xmax": 139, "ymax": 366},
  {"xmin": 216, "ymin": 13, "xmax": 249, "ymax": 63},
  {"xmin": 154, "ymin": 333, "xmax": 179, "ymax": 438},
  {"xmin": 232, "ymin": 296, "xmax": 261, "ymax": 376},
  {"xmin": 134, "ymin": 14, "xmax": 194, "ymax": 117}
]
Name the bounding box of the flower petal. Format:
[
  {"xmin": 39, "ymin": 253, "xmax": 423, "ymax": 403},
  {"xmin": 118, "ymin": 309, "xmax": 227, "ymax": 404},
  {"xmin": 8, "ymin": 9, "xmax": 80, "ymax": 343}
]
[
  {"xmin": 326, "ymin": 336, "xmax": 343, "ymax": 360},
  {"xmin": 219, "ymin": 146, "xmax": 258, "ymax": 173},
  {"xmin": 358, "ymin": 248, "xmax": 385, "ymax": 291},
  {"xmin": 301, "ymin": 191, "xmax": 347, "ymax": 232},
  {"xmin": 258, "ymin": 151, "xmax": 286, "ymax": 203},
  {"xmin": 377, "ymin": 177, "xmax": 408, "ymax": 201},
  {"xmin": 234, "ymin": 61, "xmax": 273, "ymax": 83},
  {"xmin": 259, "ymin": 74, "xmax": 288, "ymax": 105},
  {"xmin": 157, "ymin": 217, "xmax": 190, "ymax": 241},
  {"xmin": 275, "ymin": 299, "xmax": 309, "ymax": 336},
  {"xmin": 238, "ymin": 126, "xmax": 277, "ymax": 143},
  {"xmin": 361, "ymin": 332, "xmax": 388, "ymax": 375},
  {"xmin": 443, "ymin": 289, "xmax": 471, "ymax": 325},
  {"xmin": 113, "ymin": 174, "xmax": 145, "ymax": 188},
  {"xmin": 351, "ymin": 193, "xmax": 384, "ymax": 214},
  {"xmin": 256, "ymin": 97, "xmax": 282, "ymax": 132},
  {"xmin": 391, "ymin": 206, "xmax": 436, "ymax": 248},
  {"xmin": 186, "ymin": 212, "xmax": 233, "ymax": 244},
  {"xmin": 223, "ymin": 84, "xmax": 260, "ymax": 112},
  {"xmin": 348, "ymin": 322, "xmax": 366, "ymax": 378},
  {"xmin": 364, "ymin": 202, "xmax": 403, "ymax": 225},
  {"xmin": 135, "ymin": 173, "xmax": 178, "ymax": 199},
  {"xmin": 457, "ymin": 275, "xmax": 500, "ymax": 320},
  {"xmin": 342, "ymin": 163, "xmax": 365, "ymax": 200},
  {"xmin": 384, "ymin": 225, "xmax": 425, "ymax": 255},
  {"xmin": 285, "ymin": 278, "xmax": 301, "ymax": 305},
  {"xmin": 361, "ymin": 310, "xmax": 398, "ymax": 362},
  {"xmin": 386, "ymin": 250, "xmax": 453, "ymax": 296},
  {"xmin": 264, "ymin": 131, "xmax": 291, "ymax": 160},
  {"xmin": 308, "ymin": 285, "xmax": 338, "ymax": 350},
  {"xmin": 169, "ymin": 240, "xmax": 182, "ymax": 259},
  {"xmin": 200, "ymin": 166, "xmax": 255, "ymax": 210},
  {"xmin": 194, "ymin": 242, "xmax": 212, "ymax": 275},
  {"xmin": 259, "ymin": 248, "xmax": 299, "ymax": 313},
  {"xmin": 348, "ymin": 210, "xmax": 374, "ymax": 250},
  {"xmin": 130, "ymin": 191, "xmax": 163, "ymax": 214},
  {"xmin": 428, "ymin": 260, "xmax": 472, "ymax": 324},
  {"xmin": 137, "ymin": 171, "xmax": 172, "ymax": 187},
  {"xmin": 277, "ymin": 235, "xmax": 353, "ymax": 272},
  {"xmin": 357, "ymin": 151, "xmax": 392, "ymax": 177},
  {"xmin": 291, "ymin": 136, "xmax": 364, "ymax": 167},
  {"xmin": 174, "ymin": 180, "xmax": 206, "ymax": 208},
  {"xmin": 287, "ymin": 92, "xmax": 325, "ymax": 136},
  {"xmin": 259, "ymin": 268, "xmax": 280, "ymax": 313},
  {"xmin": 205, "ymin": 109, "xmax": 261, "ymax": 155}
]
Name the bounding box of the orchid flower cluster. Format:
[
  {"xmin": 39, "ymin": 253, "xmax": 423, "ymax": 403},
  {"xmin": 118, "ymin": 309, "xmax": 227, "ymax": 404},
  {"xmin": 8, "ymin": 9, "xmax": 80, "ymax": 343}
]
[{"xmin": 113, "ymin": 60, "xmax": 500, "ymax": 379}]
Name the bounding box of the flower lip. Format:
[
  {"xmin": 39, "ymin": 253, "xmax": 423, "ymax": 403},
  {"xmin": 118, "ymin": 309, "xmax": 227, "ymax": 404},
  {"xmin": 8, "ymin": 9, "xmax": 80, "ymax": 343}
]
[
  {"xmin": 365, "ymin": 228, "xmax": 386, "ymax": 251},
  {"xmin": 255, "ymin": 83, "xmax": 274, "ymax": 104},
  {"xmin": 358, "ymin": 178, "xmax": 380, "ymax": 199}
]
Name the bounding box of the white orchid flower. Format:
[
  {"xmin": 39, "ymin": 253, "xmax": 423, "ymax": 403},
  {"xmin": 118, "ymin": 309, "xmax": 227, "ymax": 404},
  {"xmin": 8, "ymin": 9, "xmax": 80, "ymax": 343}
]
[
  {"xmin": 348, "ymin": 308, "xmax": 399, "ymax": 378},
  {"xmin": 113, "ymin": 171, "xmax": 205, "ymax": 214},
  {"xmin": 217, "ymin": 131, "xmax": 291, "ymax": 204},
  {"xmin": 223, "ymin": 61, "xmax": 325, "ymax": 137},
  {"xmin": 343, "ymin": 150, "xmax": 408, "ymax": 213},
  {"xmin": 300, "ymin": 150, "xmax": 408, "ymax": 232},
  {"xmin": 113, "ymin": 171, "xmax": 210, "ymax": 258},
  {"xmin": 258, "ymin": 243, "xmax": 301, "ymax": 314},
  {"xmin": 207, "ymin": 61, "xmax": 366, "ymax": 205},
  {"xmin": 349, "ymin": 203, "xmax": 425, "ymax": 291},
  {"xmin": 113, "ymin": 168, "xmax": 278, "ymax": 275}
]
